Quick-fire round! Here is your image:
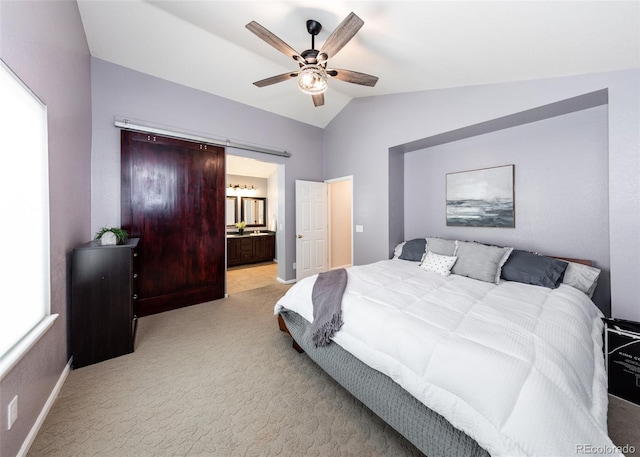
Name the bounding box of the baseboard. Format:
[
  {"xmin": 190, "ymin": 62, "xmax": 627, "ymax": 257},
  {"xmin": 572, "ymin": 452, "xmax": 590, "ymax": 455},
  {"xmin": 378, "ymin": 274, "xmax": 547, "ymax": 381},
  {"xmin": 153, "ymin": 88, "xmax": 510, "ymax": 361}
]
[
  {"xmin": 17, "ymin": 358, "xmax": 72, "ymax": 457},
  {"xmin": 277, "ymin": 277, "xmax": 297, "ymax": 285}
]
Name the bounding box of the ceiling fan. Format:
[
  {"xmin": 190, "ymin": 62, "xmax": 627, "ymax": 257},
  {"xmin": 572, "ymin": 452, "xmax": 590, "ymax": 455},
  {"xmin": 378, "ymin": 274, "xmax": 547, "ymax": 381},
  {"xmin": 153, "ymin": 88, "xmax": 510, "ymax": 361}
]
[{"xmin": 246, "ymin": 12, "xmax": 379, "ymax": 107}]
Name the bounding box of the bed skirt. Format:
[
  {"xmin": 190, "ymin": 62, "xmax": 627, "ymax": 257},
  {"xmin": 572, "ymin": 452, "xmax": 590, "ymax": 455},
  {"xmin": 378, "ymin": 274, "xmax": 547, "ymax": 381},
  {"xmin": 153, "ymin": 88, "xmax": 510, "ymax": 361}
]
[{"xmin": 279, "ymin": 310, "xmax": 490, "ymax": 457}]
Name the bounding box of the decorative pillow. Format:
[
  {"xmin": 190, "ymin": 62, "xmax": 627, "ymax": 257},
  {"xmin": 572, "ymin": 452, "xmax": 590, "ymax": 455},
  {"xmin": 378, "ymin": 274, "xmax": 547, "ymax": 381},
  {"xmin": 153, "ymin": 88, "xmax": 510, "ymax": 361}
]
[
  {"xmin": 393, "ymin": 242, "xmax": 406, "ymax": 259},
  {"xmin": 398, "ymin": 238, "xmax": 427, "ymax": 262},
  {"xmin": 562, "ymin": 261, "xmax": 601, "ymax": 297},
  {"xmin": 501, "ymin": 250, "xmax": 568, "ymax": 289},
  {"xmin": 426, "ymin": 237, "xmax": 457, "ymax": 256},
  {"xmin": 420, "ymin": 251, "xmax": 458, "ymax": 276},
  {"xmin": 451, "ymin": 241, "xmax": 513, "ymax": 284}
]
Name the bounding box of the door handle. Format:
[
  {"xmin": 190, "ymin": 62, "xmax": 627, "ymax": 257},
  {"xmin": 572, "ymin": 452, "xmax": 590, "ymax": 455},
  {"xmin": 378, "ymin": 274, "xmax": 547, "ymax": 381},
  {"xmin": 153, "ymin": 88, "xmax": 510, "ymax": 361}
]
[{"xmin": 297, "ymin": 234, "xmax": 303, "ymax": 238}]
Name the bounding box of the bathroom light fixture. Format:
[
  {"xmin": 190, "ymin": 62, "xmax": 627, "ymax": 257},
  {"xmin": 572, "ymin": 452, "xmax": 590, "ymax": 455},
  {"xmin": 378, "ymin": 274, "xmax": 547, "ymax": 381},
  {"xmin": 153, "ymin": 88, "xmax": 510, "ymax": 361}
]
[
  {"xmin": 297, "ymin": 65, "xmax": 328, "ymax": 95},
  {"xmin": 227, "ymin": 183, "xmax": 256, "ymax": 191}
]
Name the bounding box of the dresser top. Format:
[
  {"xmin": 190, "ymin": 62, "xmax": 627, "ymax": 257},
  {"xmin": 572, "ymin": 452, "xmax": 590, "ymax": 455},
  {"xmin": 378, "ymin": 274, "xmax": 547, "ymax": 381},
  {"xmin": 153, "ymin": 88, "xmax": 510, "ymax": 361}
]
[{"xmin": 75, "ymin": 237, "xmax": 140, "ymax": 250}]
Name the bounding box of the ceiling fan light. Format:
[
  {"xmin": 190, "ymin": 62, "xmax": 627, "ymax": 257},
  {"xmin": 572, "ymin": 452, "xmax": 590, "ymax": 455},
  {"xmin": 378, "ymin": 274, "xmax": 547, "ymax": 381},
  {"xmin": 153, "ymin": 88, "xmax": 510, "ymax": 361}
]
[{"xmin": 298, "ymin": 65, "xmax": 328, "ymax": 95}]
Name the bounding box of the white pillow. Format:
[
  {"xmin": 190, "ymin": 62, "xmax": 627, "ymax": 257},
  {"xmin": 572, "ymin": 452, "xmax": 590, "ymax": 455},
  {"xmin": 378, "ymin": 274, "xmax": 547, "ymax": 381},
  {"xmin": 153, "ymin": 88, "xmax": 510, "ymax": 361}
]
[
  {"xmin": 562, "ymin": 261, "xmax": 601, "ymax": 298},
  {"xmin": 420, "ymin": 251, "xmax": 458, "ymax": 276},
  {"xmin": 393, "ymin": 241, "xmax": 406, "ymax": 259}
]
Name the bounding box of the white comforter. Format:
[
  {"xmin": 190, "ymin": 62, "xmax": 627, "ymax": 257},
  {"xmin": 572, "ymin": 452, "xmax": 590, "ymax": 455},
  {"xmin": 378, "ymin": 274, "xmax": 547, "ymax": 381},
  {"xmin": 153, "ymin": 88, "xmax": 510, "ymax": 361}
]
[{"xmin": 275, "ymin": 259, "xmax": 621, "ymax": 457}]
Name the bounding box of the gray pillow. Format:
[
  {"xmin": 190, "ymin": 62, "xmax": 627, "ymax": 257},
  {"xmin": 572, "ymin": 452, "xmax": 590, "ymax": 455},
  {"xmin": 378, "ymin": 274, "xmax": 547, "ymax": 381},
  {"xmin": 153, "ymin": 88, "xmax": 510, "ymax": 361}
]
[
  {"xmin": 399, "ymin": 238, "xmax": 427, "ymax": 262},
  {"xmin": 451, "ymin": 241, "xmax": 513, "ymax": 284},
  {"xmin": 426, "ymin": 237, "xmax": 457, "ymax": 256},
  {"xmin": 501, "ymin": 250, "xmax": 568, "ymax": 289}
]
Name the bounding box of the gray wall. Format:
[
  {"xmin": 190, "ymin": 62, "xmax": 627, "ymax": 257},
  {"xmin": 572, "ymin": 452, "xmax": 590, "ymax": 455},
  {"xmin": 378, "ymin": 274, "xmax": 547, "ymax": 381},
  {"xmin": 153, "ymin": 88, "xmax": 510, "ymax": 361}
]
[
  {"xmin": 0, "ymin": 2, "xmax": 91, "ymax": 456},
  {"xmin": 90, "ymin": 58, "xmax": 323, "ymax": 283},
  {"xmin": 404, "ymin": 105, "xmax": 610, "ymax": 311},
  {"xmin": 323, "ymin": 70, "xmax": 640, "ymax": 321}
]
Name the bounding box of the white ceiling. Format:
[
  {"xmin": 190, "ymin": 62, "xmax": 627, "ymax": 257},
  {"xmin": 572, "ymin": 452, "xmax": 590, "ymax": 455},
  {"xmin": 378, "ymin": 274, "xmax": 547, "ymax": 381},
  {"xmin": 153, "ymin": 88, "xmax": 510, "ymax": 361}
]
[{"xmin": 78, "ymin": 1, "xmax": 639, "ymax": 129}]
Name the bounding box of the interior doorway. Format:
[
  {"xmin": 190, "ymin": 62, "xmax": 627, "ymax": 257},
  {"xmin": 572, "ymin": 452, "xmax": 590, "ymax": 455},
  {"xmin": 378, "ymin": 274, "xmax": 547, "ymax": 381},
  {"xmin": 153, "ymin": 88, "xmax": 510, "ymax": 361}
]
[
  {"xmin": 294, "ymin": 176, "xmax": 353, "ymax": 282},
  {"xmin": 327, "ymin": 176, "xmax": 353, "ymax": 270},
  {"xmin": 225, "ymin": 154, "xmax": 281, "ymax": 295}
]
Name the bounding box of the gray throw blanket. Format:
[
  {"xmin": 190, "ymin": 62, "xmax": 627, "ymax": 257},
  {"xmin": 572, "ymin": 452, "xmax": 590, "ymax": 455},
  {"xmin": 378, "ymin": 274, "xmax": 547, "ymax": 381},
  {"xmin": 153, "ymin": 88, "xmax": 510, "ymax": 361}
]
[{"xmin": 311, "ymin": 268, "xmax": 348, "ymax": 347}]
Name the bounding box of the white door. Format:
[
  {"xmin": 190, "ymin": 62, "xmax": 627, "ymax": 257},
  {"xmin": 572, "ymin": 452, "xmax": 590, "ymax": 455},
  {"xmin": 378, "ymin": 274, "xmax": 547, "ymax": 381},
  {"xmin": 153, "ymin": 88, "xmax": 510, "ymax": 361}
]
[{"xmin": 296, "ymin": 180, "xmax": 328, "ymax": 281}]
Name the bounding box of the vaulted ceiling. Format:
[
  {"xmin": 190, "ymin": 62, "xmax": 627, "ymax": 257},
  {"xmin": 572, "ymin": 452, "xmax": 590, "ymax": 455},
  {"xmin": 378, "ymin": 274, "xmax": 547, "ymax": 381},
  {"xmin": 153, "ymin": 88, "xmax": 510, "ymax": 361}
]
[{"xmin": 78, "ymin": 1, "xmax": 639, "ymax": 129}]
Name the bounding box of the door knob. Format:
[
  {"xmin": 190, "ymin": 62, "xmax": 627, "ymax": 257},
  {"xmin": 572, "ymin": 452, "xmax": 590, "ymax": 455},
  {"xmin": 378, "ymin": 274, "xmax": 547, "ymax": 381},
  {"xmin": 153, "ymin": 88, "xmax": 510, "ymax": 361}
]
[{"xmin": 297, "ymin": 234, "xmax": 303, "ymax": 238}]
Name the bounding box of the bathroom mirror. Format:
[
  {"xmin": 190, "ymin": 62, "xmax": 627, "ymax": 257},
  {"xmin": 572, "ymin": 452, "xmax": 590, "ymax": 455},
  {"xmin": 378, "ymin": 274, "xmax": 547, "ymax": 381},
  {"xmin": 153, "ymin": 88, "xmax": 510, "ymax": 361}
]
[
  {"xmin": 226, "ymin": 196, "xmax": 238, "ymax": 226},
  {"xmin": 241, "ymin": 197, "xmax": 266, "ymax": 227}
]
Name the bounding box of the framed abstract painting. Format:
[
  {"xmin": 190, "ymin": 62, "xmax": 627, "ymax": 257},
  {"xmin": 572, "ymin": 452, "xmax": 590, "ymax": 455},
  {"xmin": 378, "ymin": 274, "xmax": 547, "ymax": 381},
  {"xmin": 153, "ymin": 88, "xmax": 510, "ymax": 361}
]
[{"xmin": 446, "ymin": 165, "xmax": 515, "ymax": 228}]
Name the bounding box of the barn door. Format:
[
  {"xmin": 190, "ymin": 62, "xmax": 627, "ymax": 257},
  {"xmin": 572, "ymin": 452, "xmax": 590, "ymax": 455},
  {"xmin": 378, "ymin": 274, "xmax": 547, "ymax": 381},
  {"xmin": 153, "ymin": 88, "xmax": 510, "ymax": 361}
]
[{"xmin": 121, "ymin": 131, "xmax": 225, "ymax": 316}]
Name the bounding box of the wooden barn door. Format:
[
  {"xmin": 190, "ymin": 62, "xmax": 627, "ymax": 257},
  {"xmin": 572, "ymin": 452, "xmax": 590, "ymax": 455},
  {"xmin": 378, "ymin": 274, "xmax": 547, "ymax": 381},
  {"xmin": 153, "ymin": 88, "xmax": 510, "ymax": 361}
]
[{"xmin": 121, "ymin": 131, "xmax": 225, "ymax": 316}]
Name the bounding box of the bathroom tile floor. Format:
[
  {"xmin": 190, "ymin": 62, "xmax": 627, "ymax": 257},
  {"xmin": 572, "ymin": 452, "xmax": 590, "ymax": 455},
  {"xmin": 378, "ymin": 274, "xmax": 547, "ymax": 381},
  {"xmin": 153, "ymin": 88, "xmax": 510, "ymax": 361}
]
[{"xmin": 226, "ymin": 261, "xmax": 279, "ymax": 295}]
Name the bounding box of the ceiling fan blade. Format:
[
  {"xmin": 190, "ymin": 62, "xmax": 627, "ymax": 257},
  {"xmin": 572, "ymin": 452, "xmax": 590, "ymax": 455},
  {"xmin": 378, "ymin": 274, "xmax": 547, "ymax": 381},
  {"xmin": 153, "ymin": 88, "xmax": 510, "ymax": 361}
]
[
  {"xmin": 246, "ymin": 21, "xmax": 304, "ymax": 63},
  {"xmin": 318, "ymin": 12, "xmax": 364, "ymax": 61},
  {"xmin": 312, "ymin": 94, "xmax": 324, "ymax": 107},
  {"xmin": 253, "ymin": 72, "xmax": 298, "ymax": 88},
  {"xmin": 327, "ymin": 69, "xmax": 378, "ymax": 87}
]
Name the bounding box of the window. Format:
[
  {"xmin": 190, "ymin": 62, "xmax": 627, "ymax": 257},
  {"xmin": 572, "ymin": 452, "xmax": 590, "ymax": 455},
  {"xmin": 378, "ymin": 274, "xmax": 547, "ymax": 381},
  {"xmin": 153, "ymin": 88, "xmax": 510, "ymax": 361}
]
[{"xmin": 0, "ymin": 59, "xmax": 55, "ymax": 378}]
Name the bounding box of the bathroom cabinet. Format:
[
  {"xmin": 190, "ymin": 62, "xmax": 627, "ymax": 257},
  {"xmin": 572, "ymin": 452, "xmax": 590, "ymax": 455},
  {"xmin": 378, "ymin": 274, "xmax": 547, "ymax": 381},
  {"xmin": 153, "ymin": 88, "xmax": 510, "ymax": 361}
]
[{"xmin": 227, "ymin": 233, "xmax": 275, "ymax": 267}]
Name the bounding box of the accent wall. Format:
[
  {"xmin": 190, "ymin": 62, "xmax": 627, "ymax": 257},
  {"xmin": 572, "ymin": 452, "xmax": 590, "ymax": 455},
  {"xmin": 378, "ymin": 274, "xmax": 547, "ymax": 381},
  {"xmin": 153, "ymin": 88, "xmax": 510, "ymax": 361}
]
[{"xmin": 404, "ymin": 105, "xmax": 610, "ymax": 312}]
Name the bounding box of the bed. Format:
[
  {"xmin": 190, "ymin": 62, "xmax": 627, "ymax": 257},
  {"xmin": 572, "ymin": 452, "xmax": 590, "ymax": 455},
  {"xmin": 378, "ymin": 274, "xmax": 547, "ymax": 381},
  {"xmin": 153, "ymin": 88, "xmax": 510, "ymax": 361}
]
[{"xmin": 274, "ymin": 238, "xmax": 620, "ymax": 457}]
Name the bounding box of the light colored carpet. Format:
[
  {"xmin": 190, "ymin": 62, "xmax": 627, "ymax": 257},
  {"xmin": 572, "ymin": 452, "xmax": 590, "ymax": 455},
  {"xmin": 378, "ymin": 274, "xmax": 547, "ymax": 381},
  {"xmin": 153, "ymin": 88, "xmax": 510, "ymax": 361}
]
[
  {"xmin": 27, "ymin": 283, "xmax": 423, "ymax": 457},
  {"xmin": 28, "ymin": 275, "xmax": 640, "ymax": 456}
]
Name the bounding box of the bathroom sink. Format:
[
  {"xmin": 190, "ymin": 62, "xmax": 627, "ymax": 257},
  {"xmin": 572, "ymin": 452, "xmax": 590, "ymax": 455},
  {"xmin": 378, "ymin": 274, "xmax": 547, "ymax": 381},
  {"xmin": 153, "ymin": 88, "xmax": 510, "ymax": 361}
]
[{"xmin": 227, "ymin": 231, "xmax": 272, "ymax": 238}]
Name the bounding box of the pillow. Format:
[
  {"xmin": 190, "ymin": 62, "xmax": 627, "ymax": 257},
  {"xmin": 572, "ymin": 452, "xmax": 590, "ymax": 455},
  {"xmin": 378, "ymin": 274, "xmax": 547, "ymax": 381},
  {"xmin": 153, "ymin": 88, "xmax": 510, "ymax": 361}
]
[
  {"xmin": 562, "ymin": 261, "xmax": 601, "ymax": 297},
  {"xmin": 398, "ymin": 238, "xmax": 427, "ymax": 262},
  {"xmin": 451, "ymin": 241, "xmax": 513, "ymax": 284},
  {"xmin": 393, "ymin": 242, "xmax": 405, "ymax": 259},
  {"xmin": 426, "ymin": 237, "xmax": 457, "ymax": 256},
  {"xmin": 420, "ymin": 251, "xmax": 458, "ymax": 276},
  {"xmin": 501, "ymin": 250, "xmax": 568, "ymax": 289}
]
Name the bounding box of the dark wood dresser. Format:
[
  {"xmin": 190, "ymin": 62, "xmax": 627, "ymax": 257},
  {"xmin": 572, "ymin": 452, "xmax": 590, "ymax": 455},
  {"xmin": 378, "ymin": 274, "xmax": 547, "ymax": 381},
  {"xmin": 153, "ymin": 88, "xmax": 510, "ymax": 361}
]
[{"xmin": 71, "ymin": 238, "xmax": 139, "ymax": 368}]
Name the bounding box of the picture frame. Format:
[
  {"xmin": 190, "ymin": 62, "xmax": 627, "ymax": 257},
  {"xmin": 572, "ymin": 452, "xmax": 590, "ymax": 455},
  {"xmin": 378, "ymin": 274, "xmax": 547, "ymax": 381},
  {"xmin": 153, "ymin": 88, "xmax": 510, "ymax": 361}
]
[{"xmin": 446, "ymin": 164, "xmax": 515, "ymax": 228}]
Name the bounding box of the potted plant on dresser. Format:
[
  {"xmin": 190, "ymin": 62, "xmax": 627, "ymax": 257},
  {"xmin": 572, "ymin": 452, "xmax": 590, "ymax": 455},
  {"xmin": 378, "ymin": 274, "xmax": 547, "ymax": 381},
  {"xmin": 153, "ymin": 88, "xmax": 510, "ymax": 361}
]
[{"xmin": 94, "ymin": 227, "xmax": 129, "ymax": 245}]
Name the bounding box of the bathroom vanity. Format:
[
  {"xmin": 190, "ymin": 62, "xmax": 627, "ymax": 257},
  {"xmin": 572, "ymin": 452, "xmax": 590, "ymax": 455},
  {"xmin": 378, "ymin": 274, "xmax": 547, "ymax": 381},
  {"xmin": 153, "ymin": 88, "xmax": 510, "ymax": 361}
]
[{"xmin": 227, "ymin": 231, "xmax": 275, "ymax": 267}]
